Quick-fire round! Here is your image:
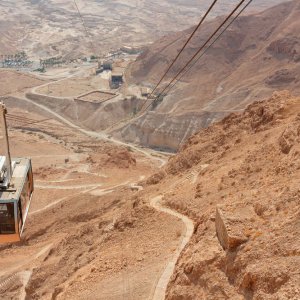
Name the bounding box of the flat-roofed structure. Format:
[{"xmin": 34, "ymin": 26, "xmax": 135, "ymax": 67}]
[
  {"xmin": 110, "ymin": 70, "xmax": 124, "ymax": 89},
  {"xmin": 102, "ymin": 60, "xmax": 113, "ymax": 70}
]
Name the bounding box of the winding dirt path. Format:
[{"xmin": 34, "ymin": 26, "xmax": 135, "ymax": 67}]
[
  {"xmin": 35, "ymin": 183, "xmax": 102, "ymax": 189},
  {"xmin": 30, "ymin": 180, "xmax": 130, "ymax": 215},
  {"xmin": 0, "ymin": 271, "xmax": 31, "ymax": 298},
  {"xmin": 0, "ymin": 244, "xmax": 52, "ymax": 297},
  {"xmin": 150, "ymin": 195, "xmax": 194, "ymax": 300}
]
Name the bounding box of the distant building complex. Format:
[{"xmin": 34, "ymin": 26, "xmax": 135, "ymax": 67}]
[
  {"xmin": 40, "ymin": 56, "xmax": 64, "ymax": 69},
  {"xmin": 102, "ymin": 60, "xmax": 113, "ymax": 70},
  {"xmin": 96, "ymin": 60, "xmax": 113, "ymax": 74},
  {"xmin": 110, "ymin": 71, "xmax": 124, "ymax": 89},
  {"xmin": 0, "ymin": 52, "xmax": 32, "ymax": 68}
]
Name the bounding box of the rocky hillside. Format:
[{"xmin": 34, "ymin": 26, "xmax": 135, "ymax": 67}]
[
  {"xmin": 0, "ymin": 0, "xmax": 287, "ymax": 58},
  {"xmin": 145, "ymin": 91, "xmax": 300, "ymax": 299},
  {"xmin": 117, "ymin": 0, "xmax": 300, "ymax": 151},
  {"xmin": 0, "ymin": 0, "xmax": 226, "ymax": 58}
]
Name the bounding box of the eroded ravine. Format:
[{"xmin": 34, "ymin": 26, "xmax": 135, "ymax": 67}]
[{"xmin": 21, "ymin": 92, "xmax": 167, "ymax": 166}]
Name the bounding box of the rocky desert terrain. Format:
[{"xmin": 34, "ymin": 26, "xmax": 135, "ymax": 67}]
[
  {"xmin": 122, "ymin": 0, "xmax": 300, "ymax": 151},
  {"xmin": 0, "ymin": 74, "xmax": 175, "ymax": 299},
  {"xmin": 0, "ymin": 1, "xmax": 299, "ymax": 300},
  {"xmin": 2, "ymin": 86, "xmax": 298, "ymax": 299},
  {"xmin": 5, "ymin": 0, "xmax": 298, "ymax": 154},
  {"xmin": 157, "ymin": 91, "xmax": 300, "ymax": 299},
  {"xmin": 0, "ymin": 0, "xmax": 289, "ymax": 59},
  {"xmin": 0, "ymin": 70, "xmax": 47, "ymax": 97}
]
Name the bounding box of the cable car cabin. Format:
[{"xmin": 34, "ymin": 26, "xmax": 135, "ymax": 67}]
[{"xmin": 0, "ymin": 157, "xmax": 34, "ymax": 244}]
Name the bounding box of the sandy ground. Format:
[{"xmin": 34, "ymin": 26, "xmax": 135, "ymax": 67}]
[
  {"xmin": 0, "ymin": 70, "xmax": 47, "ymax": 97},
  {"xmin": 0, "ymin": 0, "xmax": 288, "ymax": 59},
  {"xmin": 144, "ymin": 92, "xmax": 300, "ymax": 299},
  {"xmin": 0, "ymin": 95, "xmax": 186, "ymax": 299},
  {"xmin": 36, "ymin": 75, "xmax": 109, "ymax": 98},
  {"xmin": 0, "ymin": 4, "xmax": 298, "ymax": 297}
]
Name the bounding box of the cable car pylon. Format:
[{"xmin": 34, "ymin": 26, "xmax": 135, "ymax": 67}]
[{"xmin": 0, "ymin": 103, "xmax": 12, "ymax": 187}]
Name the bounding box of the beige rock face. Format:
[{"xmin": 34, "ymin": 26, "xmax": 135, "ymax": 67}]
[
  {"xmin": 25, "ymin": 92, "xmax": 142, "ymax": 131},
  {"xmin": 278, "ymin": 124, "xmax": 300, "ymax": 154},
  {"xmin": 114, "ymin": 111, "xmax": 227, "ymax": 152},
  {"xmin": 215, "ymin": 206, "xmax": 249, "ymax": 251},
  {"xmin": 147, "ymin": 91, "xmax": 300, "ymax": 300},
  {"xmin": 125, "ymin": 0, "xmax": 300, "ymax": 151}
]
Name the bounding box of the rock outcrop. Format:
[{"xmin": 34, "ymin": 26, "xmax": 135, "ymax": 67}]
[
  {"xmin": 149, "ymin": 91, "xmax": 300, "ymax": 300},
  {"xmin": 267, "ymin": 37, "xmax": 300, "ymax": 61},
  {"xmin": 215, "ymin": 206, "xmax": 249, "ymax": 250},
  {"xmin": 124, "ymin": 0, "xmax": 300, "ymax": 151},
  {"xmin": 113, "ymin": 110, "xmax": 227, "ymax": 152}
]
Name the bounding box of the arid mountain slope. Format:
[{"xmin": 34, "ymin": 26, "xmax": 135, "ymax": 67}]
[
  {"xmin": 0, "ymin": 0, "xmax": 289, "ymax": 59},
  {"xmin": 0, "ymin": 70, "xmax": 47, "ymax": 97},
  {"xmin": 144, "ymin": 91, "xmax": 300, "ymax": 299},
  {"xmin": 0, "ymin": 103, "xmax": 178, "ymax": 300},
  {"xmin": 120, "ymin": 0, "xmax": 300, "ymax": 151},
  {"xmin": 1, "ymin": 89, "xmax": 298, "ymax": 299}
]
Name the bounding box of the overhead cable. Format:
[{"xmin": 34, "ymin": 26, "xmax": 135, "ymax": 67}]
[
  {"xmin": 163, "ymin": 0, "xmax": 253, "ymax": 97},
  {"xmin": 142, "ymin": 0, "xmax": 249, "ymax": 112},
  {"xmin": 73, "ymin": 0, "xmax": 97, "ymax": 54},
  {"xmin": 147, "ymin": 0, "xmax": 219, "ymax": 99}
]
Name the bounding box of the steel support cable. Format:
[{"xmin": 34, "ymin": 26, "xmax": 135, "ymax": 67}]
[
  {"xmin": 4, "ymin": 1, "xmax": 250, "ymax": 134},
  {"xmin": 6, "ymin": 115, "xmax": 58, "ymax": 126},
  {"xmin": 106, "ymin": 0, "xmax": 219, "ymax": 131},
  {"xmin": 7, "ymin": 120, "xmax": 64, "ymax": 131},
  {"xmin": 6, "ymin": 115, "xmax": 67, "ymax": 130},
  {"xmin": 6, "ymin": 119, "xmax": 61, "ymax": 129},
  {"xmin": 141, "ymin": 0, "xmax": 248, "ymax": 113},
  {"xmin": 7, "ymin": 113, "xmax": 64, "ymax": 126},
  {"xmin": 147, "ymin": 0, "xmax": 218, "ymax": 98},
  {"xmin": 73, "ymin": 0, "xmax": 97, "ymax": 55},
  {"xmin": 6, "ymin": 117, "xmax": 42, "ymax": 126},
  {"xmin": 158, "ymin": 0, "xmax": 253, "ymax": 99},
  {"xmin": 7, "ymin": 121, "xmax": 67, "ymax": 132},
  {"xmin": 7, "ymin": 114, "xmax": 52, "ymax": 123},
  {"xmin": 7, "ymin": 122, "xmax": 67, "ymax": 132},
  {"xmin": 6, "ymin": 114, "xmax": 50, "ymax": 123}
]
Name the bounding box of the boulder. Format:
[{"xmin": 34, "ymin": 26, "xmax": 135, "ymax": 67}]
[{"xmin": 215, "ymin": 206, "xmax": 250, "ymax": 250}]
